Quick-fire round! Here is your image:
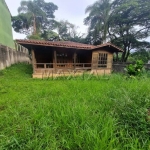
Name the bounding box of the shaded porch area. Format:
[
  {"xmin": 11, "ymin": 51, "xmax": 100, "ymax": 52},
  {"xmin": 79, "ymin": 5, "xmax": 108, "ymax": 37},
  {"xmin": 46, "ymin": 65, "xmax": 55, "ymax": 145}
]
[{"xmin": 32, "ymin": 45, "xmax": 93, "ymax": 76}]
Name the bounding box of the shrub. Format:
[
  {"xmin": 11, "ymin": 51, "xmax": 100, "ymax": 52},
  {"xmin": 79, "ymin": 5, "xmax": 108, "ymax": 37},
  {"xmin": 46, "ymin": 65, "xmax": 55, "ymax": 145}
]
[{"xmin": 125, "ymin": 60, "xmax": 144, "ymax": 76}]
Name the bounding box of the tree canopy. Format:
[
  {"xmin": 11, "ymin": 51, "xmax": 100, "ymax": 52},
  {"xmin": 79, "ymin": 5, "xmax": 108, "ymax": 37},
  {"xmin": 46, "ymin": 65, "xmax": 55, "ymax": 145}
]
[
  {"xmin": 12, "ymin": 0, "xmax": 58, "ymax": 35},
  {"xmin": 109, "ymin": 0, "xmax": 150, "ymax": 61},
  {"xmin": 12, "ymin": 0, "xmax": 150, "ymax": 62},
  {"xmin": 84, "ymin": 0, "xmax": 150, "ymax": 61},
  {"xmin": 84, "ymin": 0, "xmax": 111, "ymax": 45},
  {"xmin": 129, "ymin": 48, "xmax": 150, "ymax": 63},
  {"xmin": 12, "ymin": 1, "xmax": 85, "ymax": 43}
]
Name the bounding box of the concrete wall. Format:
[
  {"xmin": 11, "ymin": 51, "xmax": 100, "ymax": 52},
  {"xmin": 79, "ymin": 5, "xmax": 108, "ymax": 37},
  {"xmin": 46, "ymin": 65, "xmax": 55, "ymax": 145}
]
[
  {"xmin": 0, "ymin": 0, "xmax": 14, "ymax": 48},
  {"xmin": 0, "ymin": 43, "xmax": 30, "ymax": 70},
  {"xmin": 112, "ymin": 63, "xmax": 150, "ymax": 73}
]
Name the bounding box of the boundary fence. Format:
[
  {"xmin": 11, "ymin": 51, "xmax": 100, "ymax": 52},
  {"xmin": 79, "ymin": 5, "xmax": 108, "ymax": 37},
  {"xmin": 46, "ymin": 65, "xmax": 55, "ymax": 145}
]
[
  {"xmin": 112, "ymin": 63, "xmax": 150, "ymax": 73},
  {"xmin": 0, "ymin": 42, "xmax": 30, "ymax": 70}
]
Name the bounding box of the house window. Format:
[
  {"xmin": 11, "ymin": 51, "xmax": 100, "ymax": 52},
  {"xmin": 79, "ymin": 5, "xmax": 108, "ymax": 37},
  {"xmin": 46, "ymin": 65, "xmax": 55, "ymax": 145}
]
[{"xmin": 98, "ymin": 53, "xmax": 108, "ymax": 68}]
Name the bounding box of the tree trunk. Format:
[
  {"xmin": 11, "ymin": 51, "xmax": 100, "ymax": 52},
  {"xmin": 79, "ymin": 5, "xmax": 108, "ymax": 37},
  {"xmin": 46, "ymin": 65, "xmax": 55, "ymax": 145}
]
[
  {"xmin": 121, "ymin": 43, "xmax": 129, "ymax": 62},
  {"xmin": 33, "ymin": 13, "xmax": 36, "ymax": 35},
  {"xmin": 124, "ymin": 49, "xmax": 130, "ymax": 62},
  {"xmin": 102, "ymin": 26, "xmax": 107, "ymax": 44},
  {"xmin": 121, "ymin": 49, "xmax": 126, "ymax": 62},
  {"xmin": 116, "ymin": 52, "xmax": 119, "ymax": 62}
]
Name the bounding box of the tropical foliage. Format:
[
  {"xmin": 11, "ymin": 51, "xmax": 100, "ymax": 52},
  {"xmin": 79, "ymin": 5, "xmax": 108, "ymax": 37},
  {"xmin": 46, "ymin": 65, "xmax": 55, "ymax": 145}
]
[
  {"xmin": 109, "ymin": 0, "xmax": 150, "ymax": 62},
  {"xmin": 129, "ymin": 49, "xmax": 150, "ymax": 63},
  {"xmin": 125, "ymin": 60, "xmax": 144, "ymax": 76},
  {"xmin": 84, "ymin": 0, "xmax": 150, "ymax": 61},
  {"xmin": 84, "ymin": 0, "xmax": 111, "ymax": 45},
  {"xmin": 12, "ymin": 0, "xmax": 150, "ymax": 61},
  {"xmin": 52, "ymin": 20, "xmax": 86, "ymax": 42},
  {"xmin": 12, "ymin": 0, "xmax": 58, "ymax": 35}
]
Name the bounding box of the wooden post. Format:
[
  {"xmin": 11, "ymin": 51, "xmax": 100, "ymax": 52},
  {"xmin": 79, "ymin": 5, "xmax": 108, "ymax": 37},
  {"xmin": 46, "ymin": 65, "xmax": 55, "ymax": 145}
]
[
  {"xmin": 31, "ymin": 49, "xmax": 36, "ymax": 73},
  {"xmin": 54, "ymin": 50, "xmax": 57, "ymax": 70},
  {"xmin": 44, "ymin": 63, "xmax": 46, "ymax": 69},
  {"xmin": 73, "ymin": 51, "xmax": 77, "ymax": 69},
  {"xmin": 52, "ymin": 70, "xmax": 53, "ymax": 80}
]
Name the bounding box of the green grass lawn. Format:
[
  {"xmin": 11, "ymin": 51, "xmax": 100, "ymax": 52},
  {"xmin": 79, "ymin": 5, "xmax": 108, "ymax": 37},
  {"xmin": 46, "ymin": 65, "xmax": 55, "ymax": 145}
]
[{"xmin": 0, "ymin": 63, "xmax": 150, "ymax": 150}]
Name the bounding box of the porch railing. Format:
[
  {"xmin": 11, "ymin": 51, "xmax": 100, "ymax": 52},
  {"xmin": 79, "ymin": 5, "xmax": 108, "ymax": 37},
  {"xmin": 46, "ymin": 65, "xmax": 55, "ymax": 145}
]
[{"xmin": 33, "ymin": 62, "xmax": 112, "ymax": 72}]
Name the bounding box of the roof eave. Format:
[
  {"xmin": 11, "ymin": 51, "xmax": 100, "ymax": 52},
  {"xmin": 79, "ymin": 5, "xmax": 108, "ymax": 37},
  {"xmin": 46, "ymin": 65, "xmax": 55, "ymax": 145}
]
[
  {"xmin": 16, "ymin": 41, "xmax": 93, "ymax": 50},
  {"xmin": 92, "ymin": 43, "xmax": 124, "ymax": 52}
]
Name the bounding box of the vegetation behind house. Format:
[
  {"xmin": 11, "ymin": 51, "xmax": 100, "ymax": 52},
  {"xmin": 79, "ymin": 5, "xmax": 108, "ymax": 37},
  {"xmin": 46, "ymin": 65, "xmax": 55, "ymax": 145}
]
[{"xmin": 12, "ymin": 0, "xmax": 150, "ymax": 62}]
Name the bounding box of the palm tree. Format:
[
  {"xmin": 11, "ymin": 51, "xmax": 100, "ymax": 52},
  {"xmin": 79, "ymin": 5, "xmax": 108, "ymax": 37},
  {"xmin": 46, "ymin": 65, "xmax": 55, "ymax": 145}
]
[{"xmin": 84, "ymin": 0, "xmax": 112, "ymax": 44}]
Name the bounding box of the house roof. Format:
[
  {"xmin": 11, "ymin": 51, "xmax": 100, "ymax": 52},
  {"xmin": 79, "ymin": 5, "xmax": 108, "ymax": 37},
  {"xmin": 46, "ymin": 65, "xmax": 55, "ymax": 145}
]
[
  {"xmin": 16, "ymin": 39, "xmax": 96, "ymax": 50},
  {"xmin": 16, "ymin": 39, "xmax": 123, "ymax": 52},
  {"xmin": 95, "ymin": 43, "xmax": 124, "ymax": 52}
]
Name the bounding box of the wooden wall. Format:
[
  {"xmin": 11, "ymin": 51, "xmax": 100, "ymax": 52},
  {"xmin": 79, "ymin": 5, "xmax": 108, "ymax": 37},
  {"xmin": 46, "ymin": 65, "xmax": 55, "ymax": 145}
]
[{"xmin": 92, "ymin": 49, "xmax": 113, "ymax": 69}]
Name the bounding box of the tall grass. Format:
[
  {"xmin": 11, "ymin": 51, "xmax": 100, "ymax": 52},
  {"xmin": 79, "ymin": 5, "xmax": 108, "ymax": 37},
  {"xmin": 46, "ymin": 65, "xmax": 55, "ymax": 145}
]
[{"xmin": 0, "ymin": 64, "xmax": 150, "ymax": 150}]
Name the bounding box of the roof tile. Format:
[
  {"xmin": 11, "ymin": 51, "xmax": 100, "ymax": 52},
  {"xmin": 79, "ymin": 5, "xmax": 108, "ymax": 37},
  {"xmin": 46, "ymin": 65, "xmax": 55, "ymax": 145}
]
[
  {"xmin": 16, "ymin": 40, "xmax": 96, "ymax": 49},
  {"xmin": 16, "ymin": 39, "xmax": 123, "ymax": 52}
]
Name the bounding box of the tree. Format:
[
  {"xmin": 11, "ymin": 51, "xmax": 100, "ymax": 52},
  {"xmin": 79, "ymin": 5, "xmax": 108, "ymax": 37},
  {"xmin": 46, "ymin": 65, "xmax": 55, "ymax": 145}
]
[
  {"xmin": 44, "ymin": 20, "xmax": 86, "ymax": 43},
  {"xmin": 40, "ymin": 30, "xmax": 59, "ymax": 41},
  {"xmin": 84, "ymin": 0, "xmax": 150, "ymax": 61},
  {"xmin": 108, "ymin": 0, "xmax": 150, "ymax": 62},
  {"xmin": 84, "ymin": 0, "xmax": 112, "ymax": 44},
  {"xmin": 12, "ymin": 0, "xmax": 58, "ymax": 36},
  {"xmin": 129, "ymin": 48, "xmax": 150, "ymax": 63}
]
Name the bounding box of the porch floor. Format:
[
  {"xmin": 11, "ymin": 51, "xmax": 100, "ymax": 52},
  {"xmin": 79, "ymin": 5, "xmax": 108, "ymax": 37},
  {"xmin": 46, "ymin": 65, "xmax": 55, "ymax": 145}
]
[{"xmin": 33, "ymin": 68, "xmax": 111, "ymax": 78}]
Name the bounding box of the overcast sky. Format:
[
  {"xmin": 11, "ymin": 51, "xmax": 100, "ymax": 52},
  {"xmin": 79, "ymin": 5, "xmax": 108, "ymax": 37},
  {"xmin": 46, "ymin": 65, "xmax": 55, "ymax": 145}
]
[{"xmin": 5, "ymin": 0, "xmax": 93, "ymax": 40}]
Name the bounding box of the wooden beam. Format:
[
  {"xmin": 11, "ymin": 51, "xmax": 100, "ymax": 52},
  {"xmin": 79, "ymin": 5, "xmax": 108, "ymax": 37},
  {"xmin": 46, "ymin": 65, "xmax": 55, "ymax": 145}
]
[
  {"xmin": 31, "ymin": 49, "xmax": 36, "ymax": 73},
  {"xmin": 54, "ymin": 50, "xmax": 57, "ymax": 69},
  {"xmin": 73, "ymin": 51, "xmax": 77, "ymax": 69}
]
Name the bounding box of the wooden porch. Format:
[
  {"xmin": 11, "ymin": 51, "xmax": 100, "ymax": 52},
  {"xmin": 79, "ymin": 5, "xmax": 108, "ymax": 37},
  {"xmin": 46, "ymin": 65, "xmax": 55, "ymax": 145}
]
[{"xmin": 33, "ymin": 62, "xmax": 112, "ymax": 78}]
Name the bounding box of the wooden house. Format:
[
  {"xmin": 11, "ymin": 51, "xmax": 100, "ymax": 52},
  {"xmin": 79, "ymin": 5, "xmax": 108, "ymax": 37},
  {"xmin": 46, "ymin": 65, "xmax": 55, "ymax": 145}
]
[{"xmin": 16, "ymin": 40, "xmax": 123, "ymax": 78}]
